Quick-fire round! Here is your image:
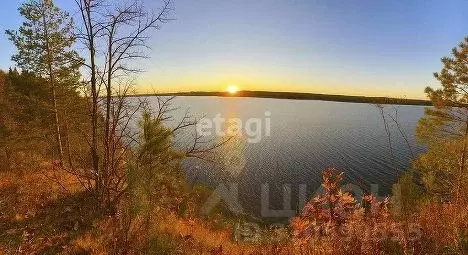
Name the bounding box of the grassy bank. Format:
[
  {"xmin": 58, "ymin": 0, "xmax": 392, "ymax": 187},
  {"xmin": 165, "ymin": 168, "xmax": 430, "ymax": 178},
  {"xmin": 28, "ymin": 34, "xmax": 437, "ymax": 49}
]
[{"xmin": 0, "ymin": 164, "xmax": 270, "ymax": 254}]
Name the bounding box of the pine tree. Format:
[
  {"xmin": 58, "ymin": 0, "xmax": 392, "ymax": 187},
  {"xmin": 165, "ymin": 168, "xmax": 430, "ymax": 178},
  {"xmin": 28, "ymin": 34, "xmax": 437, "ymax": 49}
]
[
  {"xmin": 6, "ymin": 0, "xmax": 82, "ymax": 166},
  {"xmin": 417, "ymin": 37, "xmax": 468, "ymax": 203}
]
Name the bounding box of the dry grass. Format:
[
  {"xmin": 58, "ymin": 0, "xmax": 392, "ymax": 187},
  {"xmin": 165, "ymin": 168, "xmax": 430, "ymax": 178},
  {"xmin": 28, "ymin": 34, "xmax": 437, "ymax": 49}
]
[
  {"xmin": 0, "ymin": 165, "xmax": 282, "ymax": 254},
  {"xmin": 0, "ymin": 163, "xmax": 99, "ymax": 254},
  {"xmin": 156, "ymin": 212, "xmax": 257, "ymax": 254},
  {"xmin": 416, "ymin": 202, "xmax": 468, "ymax": 253},
  {"xmin": 2, "ymin": 164, "xmax": 468, "ymax": 254}
]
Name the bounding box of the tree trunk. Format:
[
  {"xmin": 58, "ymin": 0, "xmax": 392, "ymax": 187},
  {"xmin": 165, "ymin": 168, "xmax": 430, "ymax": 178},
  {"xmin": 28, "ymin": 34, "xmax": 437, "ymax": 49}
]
[
  {"xmin": 84, "ymin": 1, "xmax": 101, "ymax": 204},
  {"xmin": 104, "ymin": 25, "xmax": 115, "ymax": 209},
  {"xmin": 42, "ymin": 7, "xmax": 64, "ymax": 167},
  {"xmin": 64, "ymin": 111, "xmax": 73, "ymax": 169},
  {"xmin": 51, "ymin": 83, "xmax": 64, "ymax": 165}
]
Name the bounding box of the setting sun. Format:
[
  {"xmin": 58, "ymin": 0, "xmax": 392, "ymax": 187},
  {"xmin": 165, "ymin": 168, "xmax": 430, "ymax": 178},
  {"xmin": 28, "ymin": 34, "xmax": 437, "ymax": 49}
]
[{"xmin": 227, "ymin": 85, "xmax": 239, "ymax": 94}]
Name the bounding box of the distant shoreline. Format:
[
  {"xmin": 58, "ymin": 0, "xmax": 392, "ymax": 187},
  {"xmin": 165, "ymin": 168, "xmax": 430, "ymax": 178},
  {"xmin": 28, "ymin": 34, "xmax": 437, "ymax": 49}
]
[{"xmin": 130, "ymin": 91, "xmax": 432, "ymax": 106}]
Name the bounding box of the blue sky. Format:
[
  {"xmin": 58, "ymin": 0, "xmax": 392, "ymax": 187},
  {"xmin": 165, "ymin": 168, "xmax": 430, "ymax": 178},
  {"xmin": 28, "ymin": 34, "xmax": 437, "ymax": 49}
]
[{"xmin": 1, "ymin": 0, "xmax": 467, "ymax": 98}]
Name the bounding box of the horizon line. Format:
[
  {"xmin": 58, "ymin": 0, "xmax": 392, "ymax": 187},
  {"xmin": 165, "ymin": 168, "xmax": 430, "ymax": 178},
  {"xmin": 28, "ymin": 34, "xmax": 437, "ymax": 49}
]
[{"xmin": 131, "ymin": 90, "xmax": 430, "ymax": 102}]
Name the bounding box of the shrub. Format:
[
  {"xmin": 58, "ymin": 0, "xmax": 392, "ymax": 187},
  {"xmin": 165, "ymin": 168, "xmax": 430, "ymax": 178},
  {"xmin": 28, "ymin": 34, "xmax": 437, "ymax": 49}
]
[{"xmin": 290, "ymin": 168, "xmax": 412, "ymax": 254}]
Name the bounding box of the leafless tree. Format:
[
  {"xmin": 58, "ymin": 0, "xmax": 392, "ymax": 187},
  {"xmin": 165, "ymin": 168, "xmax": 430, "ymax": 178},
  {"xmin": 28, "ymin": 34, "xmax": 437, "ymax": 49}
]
[
  {"xmin": 72, "ymin": 0, "xmax": 230, "ymax": 211},
  {"xmin": 73, "ymin": 0, "xmax": 173, "ymax": 207},
  {"xmin": 74, "ymin": 0, "xmax": 104, "ymax": 197},
  {"xmin": 375, "ymin": 103, "xmax": 395, "ymax": 161},
  {"xmin": 375, "ymin": 101, "xmax": 416, "ymax": 162},
  {"xmin": 101, "ymin": 0, "xmax": 173, "ymax": 208}
]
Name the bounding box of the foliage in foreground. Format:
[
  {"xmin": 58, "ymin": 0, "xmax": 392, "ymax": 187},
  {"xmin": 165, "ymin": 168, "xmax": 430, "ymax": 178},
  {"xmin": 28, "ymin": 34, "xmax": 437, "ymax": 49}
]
[{"xmin": 290, "ymin": 169, "xmax": 413, "ymax": 254}]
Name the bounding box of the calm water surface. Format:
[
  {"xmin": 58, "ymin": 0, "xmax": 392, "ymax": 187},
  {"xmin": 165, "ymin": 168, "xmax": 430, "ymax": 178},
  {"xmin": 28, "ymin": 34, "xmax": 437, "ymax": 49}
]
[{"xmin": 146, "ymin": 96, "xmax": 426, "ymax": 218}]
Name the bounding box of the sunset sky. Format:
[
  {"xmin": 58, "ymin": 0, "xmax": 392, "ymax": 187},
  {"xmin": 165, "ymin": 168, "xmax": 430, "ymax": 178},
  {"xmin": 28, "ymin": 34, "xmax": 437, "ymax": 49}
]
[{"xmin": 0, "ymin": 0, "xmax": 467, "ymax": 99}]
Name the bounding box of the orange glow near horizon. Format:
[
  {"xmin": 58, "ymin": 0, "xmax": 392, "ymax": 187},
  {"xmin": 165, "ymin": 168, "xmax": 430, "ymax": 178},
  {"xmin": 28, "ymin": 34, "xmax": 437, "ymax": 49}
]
[
  {"xmin": 136, "ymin": 74, "xmax": 428, "ymax": 100},
  {"xmin": 227, "ymin": 85, "xmax": 239, "ymax": 94}
]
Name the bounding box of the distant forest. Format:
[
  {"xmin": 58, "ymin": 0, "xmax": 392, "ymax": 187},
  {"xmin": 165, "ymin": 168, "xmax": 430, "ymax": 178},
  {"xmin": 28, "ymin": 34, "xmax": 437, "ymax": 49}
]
[{"xmin": 139, "ymin": 91, "xmax": 432, "ymax": 106}]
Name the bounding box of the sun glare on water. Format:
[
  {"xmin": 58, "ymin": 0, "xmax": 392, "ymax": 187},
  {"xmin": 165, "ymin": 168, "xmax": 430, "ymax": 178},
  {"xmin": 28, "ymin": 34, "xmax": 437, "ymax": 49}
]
[{"xmin": 227, "ymin": 85, "xmax": 239, "ymax": 94}]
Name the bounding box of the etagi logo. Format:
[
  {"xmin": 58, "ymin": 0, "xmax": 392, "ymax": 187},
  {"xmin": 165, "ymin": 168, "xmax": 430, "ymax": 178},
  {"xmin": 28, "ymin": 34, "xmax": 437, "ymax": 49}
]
[{"xmin": 196, "ymin": 112, "xmax": 271, "ymax": 143}]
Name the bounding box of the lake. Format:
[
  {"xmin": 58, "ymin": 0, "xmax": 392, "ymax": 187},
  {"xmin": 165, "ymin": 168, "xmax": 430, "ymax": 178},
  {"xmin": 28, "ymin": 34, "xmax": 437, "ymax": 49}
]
[{"xmin": 146, "ymin": 96, "xmax": 426, "ymax": 219}]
